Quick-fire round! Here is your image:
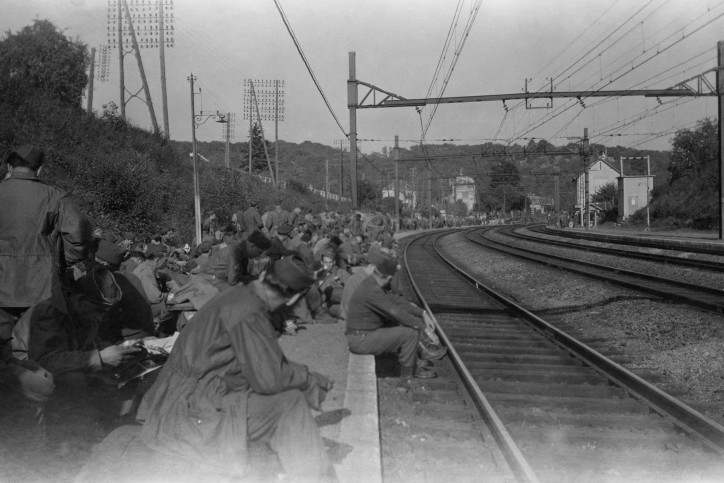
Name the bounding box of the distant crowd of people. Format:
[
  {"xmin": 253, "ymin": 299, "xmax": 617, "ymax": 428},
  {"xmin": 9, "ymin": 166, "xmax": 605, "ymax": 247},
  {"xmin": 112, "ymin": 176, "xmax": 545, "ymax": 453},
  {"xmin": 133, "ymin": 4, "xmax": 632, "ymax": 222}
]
[{"xmin": 1, "ymin": 144, "xmax": 447, "ymax": 481}]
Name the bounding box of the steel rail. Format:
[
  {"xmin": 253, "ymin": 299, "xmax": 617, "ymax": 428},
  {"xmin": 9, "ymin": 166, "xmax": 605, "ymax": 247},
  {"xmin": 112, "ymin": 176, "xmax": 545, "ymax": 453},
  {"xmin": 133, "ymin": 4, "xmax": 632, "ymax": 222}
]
[
  {"xmin": 540, "ymin": 226, "xmax": 724, "ymax": 256},
  {"xmin": 514, "ymin": 225, "xmax": 724, "ymax": 271},
  {"xmin": 401, "ymin": 231, "xmax": 540, "ymax": 483},
  {"xmin": 431, "ymin": 228, "xmax": 724, "ymax": 455},
  {"xmin": 469, "ymin": 227, "xmax": 724, "ymax": 313}
]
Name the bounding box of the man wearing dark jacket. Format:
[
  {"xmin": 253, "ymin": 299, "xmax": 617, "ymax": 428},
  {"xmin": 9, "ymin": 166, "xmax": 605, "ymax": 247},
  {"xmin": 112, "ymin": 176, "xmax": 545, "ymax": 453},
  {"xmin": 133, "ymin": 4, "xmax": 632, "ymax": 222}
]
[
  {"xmin": 137, "ymin": 255, "xmax": 335, "ymax": 481},
  {"xmin": 0, "ymin": 145, "xmax": 93, "ymax": 363},
  {"xmin": 345, "ymin": 254, "xmax": 439, "ymax": 386}
]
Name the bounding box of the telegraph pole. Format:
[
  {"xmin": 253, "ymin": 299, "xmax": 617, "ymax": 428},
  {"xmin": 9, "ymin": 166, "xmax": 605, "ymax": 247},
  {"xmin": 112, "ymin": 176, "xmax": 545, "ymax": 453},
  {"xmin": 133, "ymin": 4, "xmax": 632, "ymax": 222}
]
[
  {"xmin": 116, "ymin": 0, "xmax": 125, "ymax": 120},
  {"xmin": 325, "ymin": 159, "xmax": 330, "ymax": 210},
  {"xmin": 159, "ymin": 0, "xmax": 170, "ymax": 138},
  {"xmin": 348, "ymin": 52, "xmax": 359, "ymax": 208},
  {"xmin": 719, "ymin": 41, "xmax": 724, "ymax": 239},
  {"xmin": 189, "ymin": 74, "xmax": 202, "ymax": 245},
  {"xmin": 583, "ymin": 128, "xmax": 590, "ymax": 229},
  {"xmin": 87, "ymin": 47, "xmax": 95, "ymax": 114},
  {"xmin": 394, "ymin": 135, "xmax": 400, "ymax": 231},
  {"xmin": 225, "ymin": 112, "xmax": 231, "ymax": 169}
]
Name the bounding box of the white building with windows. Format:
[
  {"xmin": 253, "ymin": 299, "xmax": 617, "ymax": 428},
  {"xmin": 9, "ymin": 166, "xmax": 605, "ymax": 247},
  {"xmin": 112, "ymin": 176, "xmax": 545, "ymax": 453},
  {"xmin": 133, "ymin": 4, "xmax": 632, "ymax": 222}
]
[
  {"xmin": 381, "ymin": 182, "xmax": 416, "ymax": 207},
  {"xmin": 448, "ymin": 176, "xmax": 476, "ymax": 213}
]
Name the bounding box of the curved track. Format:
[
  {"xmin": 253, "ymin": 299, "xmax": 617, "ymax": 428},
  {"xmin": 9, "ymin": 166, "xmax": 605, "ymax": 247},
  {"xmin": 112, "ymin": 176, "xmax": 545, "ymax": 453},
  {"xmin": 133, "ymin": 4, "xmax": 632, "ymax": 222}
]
[
  {"xmin": 402, "ymin": 230, "xmax": 724, "ymax": 482},
  {"xmin": 537, "ymin": 226, "xmax": 724, "ymax": 256},
  {"xmin": 467, "ymin": 226, "xmax": 724, "ymax": 314},
  {"xmin": 513, "ymin": 225, "xmax": 724, "ymax": 272}
]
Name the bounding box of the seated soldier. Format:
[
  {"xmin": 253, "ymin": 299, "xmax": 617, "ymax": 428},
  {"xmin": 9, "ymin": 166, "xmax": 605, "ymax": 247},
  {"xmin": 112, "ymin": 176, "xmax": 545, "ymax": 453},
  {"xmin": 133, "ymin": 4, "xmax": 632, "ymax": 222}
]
[
  {"xmin": 132, "ymin": 252, "xmax": 178, "ymax": 336},
  {"xmin": 202, "ymin": 230, "xmax": 271, "ymax": 289},
  {"xmin": 94, "ymin": 239, "xmax": 156, "ymax": 342},
  {"xmin": 137, "ymin": 255, "xmax": 336, "ymax": 482},
  {"xmin": 11, "ymin": 265, "xmax": 142, "ymax": 387},
  {"xmin": 344, "ymin": 254, "xmax": 443, "ymax": 388},
  {"xmin": 318, "ymin": 249, "xmax": 350, "ymax": 319}
]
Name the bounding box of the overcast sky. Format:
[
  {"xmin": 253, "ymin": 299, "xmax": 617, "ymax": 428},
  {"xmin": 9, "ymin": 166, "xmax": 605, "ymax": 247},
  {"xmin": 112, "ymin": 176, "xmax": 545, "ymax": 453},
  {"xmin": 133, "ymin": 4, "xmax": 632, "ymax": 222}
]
[{"xmin": 3, "ymin": 0, "xmax": 722, "ymax": 153}]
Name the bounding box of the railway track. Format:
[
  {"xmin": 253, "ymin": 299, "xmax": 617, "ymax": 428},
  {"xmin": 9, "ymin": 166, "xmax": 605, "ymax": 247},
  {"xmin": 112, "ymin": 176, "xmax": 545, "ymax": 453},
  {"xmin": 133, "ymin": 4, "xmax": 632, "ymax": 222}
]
[
  {"xmin": 511, "ymin": 224, "xmax": 724, "ymax": 272},
  {"xmin": 467, "ymin": 226, "xmax": 724, "ymax": 314},
  {"xmin": 537, "ymin": 226, "xmax": 724, "ymax": 256},
  {"xmin": 401, "ymin": 230, "xmax": 724, "ymax": 482}
]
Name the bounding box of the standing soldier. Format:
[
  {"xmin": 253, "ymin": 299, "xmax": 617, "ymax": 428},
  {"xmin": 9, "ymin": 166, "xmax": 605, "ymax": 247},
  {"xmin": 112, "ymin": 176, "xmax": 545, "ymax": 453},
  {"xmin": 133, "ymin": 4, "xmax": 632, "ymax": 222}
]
[
  {"xmin": 239, "ymin": 201, "xmax": 263, "ymax": 241},
  {"xmin": 0, "ymin": 145, "xmax": 92, "ymax": 334}
]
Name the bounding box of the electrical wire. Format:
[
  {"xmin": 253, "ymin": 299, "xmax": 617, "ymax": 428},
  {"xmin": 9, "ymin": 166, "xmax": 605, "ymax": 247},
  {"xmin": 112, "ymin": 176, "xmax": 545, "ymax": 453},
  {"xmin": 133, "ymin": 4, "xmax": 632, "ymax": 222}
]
[{"xmin": 272, "ymin": 0, "xmax": 348, "ymax": 137}]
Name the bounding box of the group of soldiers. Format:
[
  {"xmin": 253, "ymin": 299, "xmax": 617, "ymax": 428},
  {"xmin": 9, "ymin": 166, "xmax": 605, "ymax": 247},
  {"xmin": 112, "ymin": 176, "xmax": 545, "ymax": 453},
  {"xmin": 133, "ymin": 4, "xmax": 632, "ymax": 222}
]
[{"xmin": 1, "ymin": 144, "xmax": 445, "ymax": 481}]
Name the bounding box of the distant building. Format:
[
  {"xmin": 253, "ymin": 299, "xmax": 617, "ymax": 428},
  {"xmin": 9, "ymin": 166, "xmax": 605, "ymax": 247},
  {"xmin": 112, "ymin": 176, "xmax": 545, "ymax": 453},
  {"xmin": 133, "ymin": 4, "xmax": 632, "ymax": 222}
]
[
  {"xmin": 382, "ymin": 182, "xmax": 416, "ymax": 207},
  {"xmin": 617, "ymin": 175, "xmax": 653, "ymax": 221},
  {"xmin": 527, "ymin": 194, "xmax": 554, "ymax": 213},
  {"xmin": 447, "ymin": 176, "xmax": 476, "ymax": 213},
  {"xmin": 574, "ymin": 154, "xmax": 620, "ymax": 209}
]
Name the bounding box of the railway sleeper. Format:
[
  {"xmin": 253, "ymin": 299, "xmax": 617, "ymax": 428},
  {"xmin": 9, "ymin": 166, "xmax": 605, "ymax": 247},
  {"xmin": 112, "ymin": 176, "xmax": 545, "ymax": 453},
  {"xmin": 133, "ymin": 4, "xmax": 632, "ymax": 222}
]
[
  {"xmin": 485, "ymin": 392, "xmax": 651, "ymax": 414},
  {"xmin": 509, "ymin": 425, "xmax": 695, "ymax": 452},
  {"xmin": 457, "ymin": 352, "xmax": 582, "ymax": 365},
  {"xmin": 469, "ymin": 368, "xmax": 603, "ymax": 385},
  {"xmin": 497, "ymin": 407, "xmax": 680, "ymax": 432},
  {"xmin": 451, "ymin": 339, "xmax": 556, "ymax": 350},
  {"xmin": 478, "ymin": 380, "xmax": 625, "ymax": 398}
]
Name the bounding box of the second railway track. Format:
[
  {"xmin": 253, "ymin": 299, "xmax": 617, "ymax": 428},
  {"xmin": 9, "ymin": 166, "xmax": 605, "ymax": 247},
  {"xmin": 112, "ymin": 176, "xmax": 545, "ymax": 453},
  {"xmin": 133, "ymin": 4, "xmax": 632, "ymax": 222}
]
[{"xmin": 402, "ymin": 230, "xmax": 724, "ymax": 482}]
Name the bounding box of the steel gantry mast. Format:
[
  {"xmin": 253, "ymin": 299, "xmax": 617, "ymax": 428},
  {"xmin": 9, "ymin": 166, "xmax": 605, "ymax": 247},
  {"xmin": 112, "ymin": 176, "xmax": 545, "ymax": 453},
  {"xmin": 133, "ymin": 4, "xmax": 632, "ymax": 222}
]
[{"xmin": 347, "ymin": 45, "xmax": 724, "ymax": 239}]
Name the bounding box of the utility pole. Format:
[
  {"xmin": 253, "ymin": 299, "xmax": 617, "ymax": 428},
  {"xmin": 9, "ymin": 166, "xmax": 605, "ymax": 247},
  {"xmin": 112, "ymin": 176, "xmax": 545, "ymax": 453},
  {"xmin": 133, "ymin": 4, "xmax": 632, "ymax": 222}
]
[
  {"xmin": 121, "ymin": 0, "xmax": 159, "ymax": 134},
  {"xmin": 325, "ymin": 159, "xmax": 330, "ymax": 211},
  {"xmin": 243, "ymin": 79, "xmax": 284, "ymax": 180},
  {"xmin": 275, "ymin": 80, "xmax": 280, "ymax": 183},
  {"xmin": 250, "ymin": 81, "xmax": 276, "ymax": 185},
  {"xmin": 583, "ymin": 128, "xmax": 590, "ymax": 230},
  {"xmin": 394, "ymin": 135, "xmax": 400, "ymax": 232},
  {"xmin": 348, "ymin": 52, "xmax": 359, "ymax": 208},
  {"xmin": 719, "ymin": 41, "xmax": 724, "ymax": 240},
  {"xmin": 225, "ymin": 112, "xmax": 231, "ymax": 169},
  {"xmin": 189, "ymin": 73, "xmax": 202, "ymax": 246},
  {"xmin": 116, "ymin": 0, "xmax": 125, "ymax": 120},
  {"xmin": 189, "ymin": 74, "xmax": 225, "ymax": 245},
  {"xmin": 335, "ymin": 139, "xmax": 348, "ymax": 198},
  {"xmin": 554, "ymin": 159, "xmax": 560, "ymax": 215},
  {"xmin": 159, "ymin": 0, "xmax": 170, "ymax": 138},
  {"xmin": 87, "ymin": 47, "xmax": 95, "ymax": 114}
]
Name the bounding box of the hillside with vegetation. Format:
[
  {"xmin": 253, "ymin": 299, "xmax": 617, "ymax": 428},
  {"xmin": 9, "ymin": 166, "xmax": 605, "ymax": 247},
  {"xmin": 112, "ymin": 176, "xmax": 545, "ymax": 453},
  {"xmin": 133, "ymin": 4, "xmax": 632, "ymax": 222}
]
[{"xmin": 0, "ymin": 19, "xmax": 718, "ymax": 236}]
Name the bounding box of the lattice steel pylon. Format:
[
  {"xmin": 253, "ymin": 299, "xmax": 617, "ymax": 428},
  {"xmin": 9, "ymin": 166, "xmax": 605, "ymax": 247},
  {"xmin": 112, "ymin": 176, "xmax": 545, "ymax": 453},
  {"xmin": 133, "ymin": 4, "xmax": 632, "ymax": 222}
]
[
  {"xmin": 243, "ymin": 79, "xmax": 285, "ymax": 182},
  {"xmin": 107, "ymin": 0, "xmax": 174, "ymax": 136}
]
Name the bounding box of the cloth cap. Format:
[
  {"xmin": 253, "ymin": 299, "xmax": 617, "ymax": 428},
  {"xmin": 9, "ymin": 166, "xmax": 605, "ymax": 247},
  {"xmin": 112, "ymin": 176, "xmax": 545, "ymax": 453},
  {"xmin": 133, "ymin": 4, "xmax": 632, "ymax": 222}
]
[
  {"xmin": 272, "ymin": 255, "xmax": 314, "ymax": 291},
  {"xmin": 199, "ymin": 241, "xmax": 212, "ymax": 253},
  {"xmin": 8, "ymin": 145, "xmax": 44, "ymax": 170},
  {"xmin": 75, "ymin": 265, "xmax": 123, "ymax": 306},
  {"xmin": 370, "ymin": 252, "xmax": 398, "ymax": 276},
  {"xmin": 277, "ymin": 224, "xmax": 293, "ymax": 235},
  {"xmin": 95, "ymin": 239, "xmax": 125, "ymax": 268},
  {"xmin": 122, "ymin": 231, "xmax": 136, "ymax": 242},
  {"xmin": 248, "ymin": 230, "xmax": 272, "ymax": 250},
  {"xmin": 379, "ymin": 235, "xmax": 394, "ymax": 249},
  {"xmin": 101, "ymin": 231, "xmax": 118, "ymax": 244}
]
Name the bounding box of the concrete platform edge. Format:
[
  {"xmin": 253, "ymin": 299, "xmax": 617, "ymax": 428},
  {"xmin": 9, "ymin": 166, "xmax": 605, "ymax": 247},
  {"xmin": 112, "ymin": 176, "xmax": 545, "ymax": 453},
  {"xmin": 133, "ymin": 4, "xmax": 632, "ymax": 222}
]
[{"xmin": 336, "ymin": 353, "xmax": 381, "ymax": 483}]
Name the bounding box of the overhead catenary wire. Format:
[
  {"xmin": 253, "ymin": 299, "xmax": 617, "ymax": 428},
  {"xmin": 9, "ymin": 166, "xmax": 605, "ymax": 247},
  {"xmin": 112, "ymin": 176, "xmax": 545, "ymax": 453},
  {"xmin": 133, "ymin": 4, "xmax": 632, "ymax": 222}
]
[{"xmin": 272, "ymin": 0, "xmax": 348, "ymax": 138}]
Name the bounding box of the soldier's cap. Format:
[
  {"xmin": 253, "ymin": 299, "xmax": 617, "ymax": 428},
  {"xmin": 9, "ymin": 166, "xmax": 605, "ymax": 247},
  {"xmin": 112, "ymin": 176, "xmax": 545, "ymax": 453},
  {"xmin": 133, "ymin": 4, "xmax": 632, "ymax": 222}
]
[
  {"xmin": 277, "ymin": 224, "xmax": 293, "ymax": 236},
  {"xmin": 122, "ymin": 231, "xmax": 136, "ymax": 242},
  {"xmin": 248, "ymin": 230, "xmax": 271, "ymax": 250},
  {"xmin": 95, "ymin": 239, "xmax": 125, "ymax": 269},
  {"xmin": 7, "ymin": 145, "xmax": 44, "ymax": 170},
  {"xmin": 271, "ymin": 255, "xmax": 314, "ymax": 291},
  {"xmin": 75, "ymin": 265, "xmax": 123, "ymax": 307},
  {"xmin": 369, "ymin": 252, "xmax": 399, "ymax": 277},
  {"xmin": 101, "ymin": 231, "xmax": 118, "ymax": 244}
]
